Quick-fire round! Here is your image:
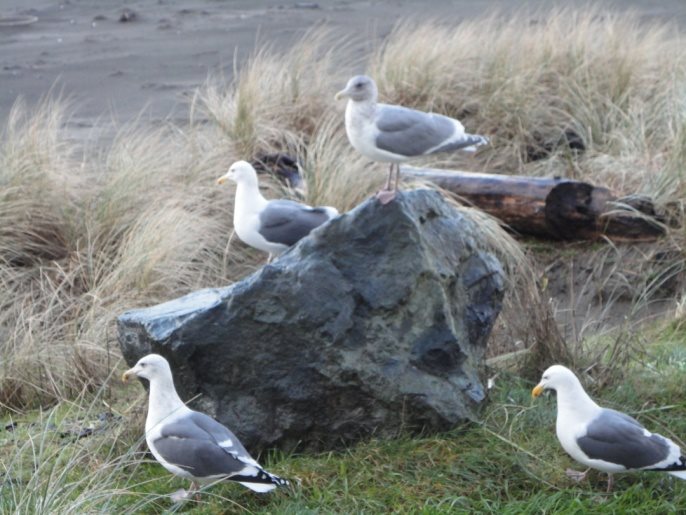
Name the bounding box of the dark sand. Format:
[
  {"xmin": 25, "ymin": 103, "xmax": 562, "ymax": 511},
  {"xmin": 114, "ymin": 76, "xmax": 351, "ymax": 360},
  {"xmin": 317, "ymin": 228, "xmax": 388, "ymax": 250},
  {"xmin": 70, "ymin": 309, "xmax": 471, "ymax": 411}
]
[{"xmin": 1, "ymin": 0, "xmax": 685, "ymax": 136}]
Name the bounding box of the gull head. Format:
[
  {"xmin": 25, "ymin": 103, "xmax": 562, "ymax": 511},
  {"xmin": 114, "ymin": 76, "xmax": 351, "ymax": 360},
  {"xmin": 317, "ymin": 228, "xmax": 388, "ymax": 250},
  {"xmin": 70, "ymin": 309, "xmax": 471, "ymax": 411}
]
[
  {"xmin": 122, "ymin": 353, "xmax": 173, "ymax": 383},
  {"xmin": 532, "ymin": 364, "xmax": 579, "ymax": 398},
  {"xmin": 335, "ymin": 75, "xmax": 377, "ymax": 102},
  {"xmin": 216, "ymin": 160, "xmax": 258, "ymax": 186}
]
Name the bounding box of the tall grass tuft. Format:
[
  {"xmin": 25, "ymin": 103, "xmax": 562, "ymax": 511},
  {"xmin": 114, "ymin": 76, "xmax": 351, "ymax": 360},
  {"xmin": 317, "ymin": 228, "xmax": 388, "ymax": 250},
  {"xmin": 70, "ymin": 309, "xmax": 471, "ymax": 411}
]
[
  {"xmin": 0, "ymin": 102, "xmax": 263, "ymax": 410},
  {"xmin": 195, "ymin": 28, "xmax": 352, "ymax": 159},
  {"xmin": 0, "ymin": 98, "xmax": 77, "ymax": 267}
]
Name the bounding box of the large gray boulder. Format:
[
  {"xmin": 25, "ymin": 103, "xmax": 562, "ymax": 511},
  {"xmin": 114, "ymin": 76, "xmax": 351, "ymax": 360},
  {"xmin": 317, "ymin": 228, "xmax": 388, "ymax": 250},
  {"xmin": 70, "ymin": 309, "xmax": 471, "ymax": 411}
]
[{"xmin": 118, "ymin": 189, "xmax": 505, "ymax": 452}]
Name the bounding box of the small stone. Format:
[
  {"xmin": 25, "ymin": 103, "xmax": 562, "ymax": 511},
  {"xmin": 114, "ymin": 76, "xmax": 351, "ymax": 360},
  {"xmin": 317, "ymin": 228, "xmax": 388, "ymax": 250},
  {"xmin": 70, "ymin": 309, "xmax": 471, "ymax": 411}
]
[{"xmin": 119, "ymin": 8, "xmax": 136, "ymax": 22}]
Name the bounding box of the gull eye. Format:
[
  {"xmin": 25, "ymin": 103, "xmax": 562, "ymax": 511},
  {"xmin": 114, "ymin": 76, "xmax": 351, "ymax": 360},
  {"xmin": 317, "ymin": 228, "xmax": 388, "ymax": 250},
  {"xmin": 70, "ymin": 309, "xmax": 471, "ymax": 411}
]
[{"xmin": 140, "ymin": 363, "xmax": 147, "ymax": 367}]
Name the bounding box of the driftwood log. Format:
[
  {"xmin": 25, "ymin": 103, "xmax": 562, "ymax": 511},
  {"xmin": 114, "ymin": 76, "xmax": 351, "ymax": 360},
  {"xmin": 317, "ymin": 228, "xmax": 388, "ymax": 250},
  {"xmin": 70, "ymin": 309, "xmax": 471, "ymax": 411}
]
[{"xmin": 404, "ymin": 167, "xmax": 665, "ymax": 241}]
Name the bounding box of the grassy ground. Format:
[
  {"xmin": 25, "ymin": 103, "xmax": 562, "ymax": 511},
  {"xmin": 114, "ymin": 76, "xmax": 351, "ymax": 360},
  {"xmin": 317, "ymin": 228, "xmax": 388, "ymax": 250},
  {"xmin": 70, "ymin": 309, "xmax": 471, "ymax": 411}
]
[
  {"xmin": 2, "ymin": 7, "xmax": 686, "ymax": 514},
  {"xmin": 2, "ymin": 321, "xmax": 685, "ymax": 513}
]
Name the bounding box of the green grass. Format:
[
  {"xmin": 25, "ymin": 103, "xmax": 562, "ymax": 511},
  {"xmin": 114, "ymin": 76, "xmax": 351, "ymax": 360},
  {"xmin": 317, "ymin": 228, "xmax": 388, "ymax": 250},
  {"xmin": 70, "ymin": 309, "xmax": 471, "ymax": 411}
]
[{"xmin": 2, "ymin": 324, "xmax": 685, "ymax": 514}]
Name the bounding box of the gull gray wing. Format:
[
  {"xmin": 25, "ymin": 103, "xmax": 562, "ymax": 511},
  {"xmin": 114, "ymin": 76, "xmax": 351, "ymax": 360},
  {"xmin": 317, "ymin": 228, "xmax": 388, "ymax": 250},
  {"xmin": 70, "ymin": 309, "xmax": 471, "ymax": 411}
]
[
  {"xmin": 375, "ymin": 104, "xmax": 481, "ymax": 157},
  {"xmin": 152, "ymin": 416, "xmax": 258, "ymax": 479},
  {"xmin": 259, "ymin": 199, "xmax": 333, "ymax": 246},
  {"xmin": 577, "ymin": 409, "xmax": 672, "ymax": 469},
  {"xmin": 187, "ymin": 411, "xmax": 252, "ymax": 459},
  {"xmin": 178, "ymin": 413, "xmax": 290, "ymax": 489}
]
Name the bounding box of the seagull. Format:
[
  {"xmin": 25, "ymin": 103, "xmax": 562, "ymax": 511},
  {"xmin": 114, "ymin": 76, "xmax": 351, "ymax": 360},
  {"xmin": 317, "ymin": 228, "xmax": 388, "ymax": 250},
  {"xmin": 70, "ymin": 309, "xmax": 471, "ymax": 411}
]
[
  {"xmin": 217, "ymin": 161, "xmax": 338, "ymax": 261},
  {"xmin": 335, "ymin": 75, "xmax": 489, "ymax": 204},
  {"xmin": 122, "ymin": 354, "xmax": 289, "ymax": 500},
  {"xmin": 532, "ymin": 364, "xmax": 686, "ymax": 492}
]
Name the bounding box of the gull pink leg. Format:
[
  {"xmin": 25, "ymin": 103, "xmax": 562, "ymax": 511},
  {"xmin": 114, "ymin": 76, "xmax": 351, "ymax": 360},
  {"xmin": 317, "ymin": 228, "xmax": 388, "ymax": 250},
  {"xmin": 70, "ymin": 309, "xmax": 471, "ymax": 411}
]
[
  {"xmin": 565, "ymin": 468, "xmax": 590, "ymax": 482},
  {"xmin": 606, "ymin": 473, "xmax": 614, "ymax": 493},
  {"xmin": 376, "ymin": 163, "xmax": 398, "ymax": 204}
]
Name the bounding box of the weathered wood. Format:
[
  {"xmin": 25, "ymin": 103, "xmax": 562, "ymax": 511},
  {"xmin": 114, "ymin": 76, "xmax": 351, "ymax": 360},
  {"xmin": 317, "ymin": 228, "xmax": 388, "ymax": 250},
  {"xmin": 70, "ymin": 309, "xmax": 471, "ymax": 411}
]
[{"xmin": 404, "ymin": 166, "xmax": 665, "ymax": 241}]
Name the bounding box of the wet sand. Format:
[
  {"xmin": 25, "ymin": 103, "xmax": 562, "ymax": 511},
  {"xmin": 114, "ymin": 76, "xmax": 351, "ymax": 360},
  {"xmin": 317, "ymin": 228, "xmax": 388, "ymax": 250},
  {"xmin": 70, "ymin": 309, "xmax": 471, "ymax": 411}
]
[{"xmin": 1, "ymin": 0, "xmax": 685, "ymax": 134}]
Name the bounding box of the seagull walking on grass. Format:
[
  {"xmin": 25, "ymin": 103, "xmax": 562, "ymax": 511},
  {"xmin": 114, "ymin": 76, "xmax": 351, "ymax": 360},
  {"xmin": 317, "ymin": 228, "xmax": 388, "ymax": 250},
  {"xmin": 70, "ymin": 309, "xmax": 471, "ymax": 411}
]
[
  {"xmin": 335, "ymin": 75, "xmax": 489, "ymax": 204},
  {"xmin": 123, "ymin": 354, "xmax": 289, "ymax": 501},
  {"xmin": 532, "ymin": 364, "xmax": 686, "ymax": 492},
  {"xmin": 217, "ymin": 161, "xmax": 338, "ymax": 261}
]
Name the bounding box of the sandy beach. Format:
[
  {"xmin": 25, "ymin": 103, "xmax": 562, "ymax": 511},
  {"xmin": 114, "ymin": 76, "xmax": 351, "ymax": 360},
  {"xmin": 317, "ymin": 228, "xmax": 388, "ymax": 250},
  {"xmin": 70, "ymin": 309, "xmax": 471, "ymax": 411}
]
[{"xmin": 1, "ymin": 0, "xmax": 685, "ymax": 137}]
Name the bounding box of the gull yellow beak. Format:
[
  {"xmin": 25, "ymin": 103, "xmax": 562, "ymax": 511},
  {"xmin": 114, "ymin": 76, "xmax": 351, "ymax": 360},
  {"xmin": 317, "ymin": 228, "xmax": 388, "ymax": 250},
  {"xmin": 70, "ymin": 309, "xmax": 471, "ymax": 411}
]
[
  {"xmin": 216, "ymin": 176, "xmax": 227, "ymax": 185},
  {"xmin": 334, "ymin": 89, "xmax": 347, "ymax": 101},
  {"xmin": 122, "ymin": 369, "xmax": 135, "ymax": 383},
  {"xmin": 531, "ymin": 384, "xmax": 545, "ymax": 398}
]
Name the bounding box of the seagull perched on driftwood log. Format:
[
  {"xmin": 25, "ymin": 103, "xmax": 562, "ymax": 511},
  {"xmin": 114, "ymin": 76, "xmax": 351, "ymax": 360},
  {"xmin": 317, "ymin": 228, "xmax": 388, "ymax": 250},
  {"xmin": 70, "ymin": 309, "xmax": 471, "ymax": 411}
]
[{"xmin": 122, "ymin": 354, "xmax": 289, "ymax": 501}]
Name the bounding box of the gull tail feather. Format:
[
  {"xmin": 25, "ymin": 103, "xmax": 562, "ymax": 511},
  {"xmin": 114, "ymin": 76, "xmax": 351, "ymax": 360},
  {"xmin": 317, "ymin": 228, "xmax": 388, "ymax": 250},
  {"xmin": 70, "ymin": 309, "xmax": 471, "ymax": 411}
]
[
  {"xmin": 669, "ymin": 470, "xmax": 686, "ymax": 480},
  {"xmin": 232, "ymin": 468, "xmax": 290, "ymax": 493},
  {"xmin": 238, "ymin": 481, "xmax": 278, "ymax": 493},
  {"xmin": 432, "ymin": 134, "xmax": 489, "ymax": 154}
]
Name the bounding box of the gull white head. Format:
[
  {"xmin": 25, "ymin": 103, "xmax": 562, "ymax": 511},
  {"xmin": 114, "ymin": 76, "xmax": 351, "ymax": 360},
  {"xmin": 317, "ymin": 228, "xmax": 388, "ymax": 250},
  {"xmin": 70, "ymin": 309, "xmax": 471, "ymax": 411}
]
[
  {"xmin": 532, "ymin": 364, "xmax": 582, "ymax": 398},
  {"xmin": 122, "ymin": 353, "xmax": 173, "ymax": 383},
  {"xmin": 216, "ymin": 160, "xmax": 258, "ymax": 186},
  {"xmin": 335, "ymin": 75, "xmax": 378, "ymax": 103}
]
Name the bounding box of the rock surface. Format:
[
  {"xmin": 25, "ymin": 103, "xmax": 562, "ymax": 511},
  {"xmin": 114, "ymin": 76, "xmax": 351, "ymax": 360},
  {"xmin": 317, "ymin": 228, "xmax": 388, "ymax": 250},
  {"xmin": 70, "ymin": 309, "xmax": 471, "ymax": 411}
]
[{"xmin": 118, "ymin": 189, "xmax": 505, "ymax": 452}]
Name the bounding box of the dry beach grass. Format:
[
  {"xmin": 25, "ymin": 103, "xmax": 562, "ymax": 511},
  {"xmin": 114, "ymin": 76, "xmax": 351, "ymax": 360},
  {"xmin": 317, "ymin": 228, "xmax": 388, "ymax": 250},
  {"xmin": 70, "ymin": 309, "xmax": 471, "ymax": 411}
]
[
  {"xmin": 1, "ymin": 8, "xmax": 686, "ymax": 512},
  {"xmin": 373, "ymin": 10, "xmax": 686, "ymax": 204}
]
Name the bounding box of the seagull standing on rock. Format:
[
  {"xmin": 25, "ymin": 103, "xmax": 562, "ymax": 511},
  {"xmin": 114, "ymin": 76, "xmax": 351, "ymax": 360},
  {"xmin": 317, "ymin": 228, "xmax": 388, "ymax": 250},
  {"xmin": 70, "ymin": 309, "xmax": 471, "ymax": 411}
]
[
  {"xmin": 217, "ymin": 160, "xmax": 338, "ymax": 261},
  {"xmin": 335, "ymin": 75, "xmax": 489, "ymax": 204},
  {"xmin": 532, "ymin": 364, "xmax": 686, "ymax": 492},
  {"xmin": 122, "ymin": 354, "xmax": 289, "ymax": 501}
]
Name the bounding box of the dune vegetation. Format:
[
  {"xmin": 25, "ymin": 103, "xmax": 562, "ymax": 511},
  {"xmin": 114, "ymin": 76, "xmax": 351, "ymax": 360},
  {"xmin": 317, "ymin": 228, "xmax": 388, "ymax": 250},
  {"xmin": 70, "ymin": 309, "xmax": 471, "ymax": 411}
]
[{"xmin": 1, "ymin": 8, "xmax": 685, "ymax": 513}]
